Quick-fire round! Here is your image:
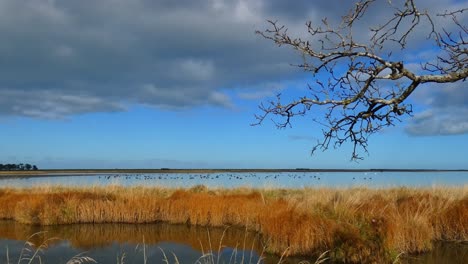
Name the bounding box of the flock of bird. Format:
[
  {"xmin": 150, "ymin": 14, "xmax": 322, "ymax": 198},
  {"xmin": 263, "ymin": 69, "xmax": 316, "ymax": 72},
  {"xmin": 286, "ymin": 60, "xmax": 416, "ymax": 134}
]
[{"xmin": 96, "ymin": 172, "xmax": 377, "ymax": 182}]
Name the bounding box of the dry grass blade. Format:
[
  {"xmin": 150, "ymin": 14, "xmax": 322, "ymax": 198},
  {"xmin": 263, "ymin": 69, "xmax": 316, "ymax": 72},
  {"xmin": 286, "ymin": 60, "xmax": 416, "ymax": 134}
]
[
  {"xmin": 228, "ymin": 243, "xmax": 238, "ymax": 264},
  {"xmin": 159, "ymin": 247, "xmax": 170, "ymax": 264},
  {"xmin": 16, "ymin": 231, "xmax": 54, "ymax": 264},
  {"xmin": 171, "ymin": 252, "xmax": 180, "ymax": 264},
  {"xmin": 116, "ymin": 252, "xmax": 126, "ymax": 264},
  {"xmin": 392, "ymin": 251, "xmax": 406, "ymax": 264},
  {"xmin": 240, "ymin": 226, "xmax": 248, "ymax": 264},
  {"xmin": 277, "ymin": 247, "xmax": 290, "ymax": 264},
  {"xmin": 6, "ymin": 246, "xmax": 10, "ymax": 264},
  {"xmin": 255, "ymin": 244, "xmax": 267, "ymax": 264},
  {"xmin": 313, "ymin": 250, "xmax": 329, "ymax": 264},
  {"xmin": 26, "ymin": 237, "xmax": 59, "ymax": 264},
  {"xmin": 248, "ymin": 233, "xmax": 257, "ymax": 264},
  {"xmin": 194, "ymin": 253, "xmax": 214, "ymax": 264},
  {"xmin": 142, "ymin": 236, "xmax": 147, "ymax": 264},
  {"xmin": 65, "ymin": 252, "xmax": 97, "ymax": 264},
  {"xmin": 216, "ymin": 227, "xmax": 229, "ymax": 264},
  {"xmin": 206, "ymin": 228, "xmax": 215, "ymax": 264}
]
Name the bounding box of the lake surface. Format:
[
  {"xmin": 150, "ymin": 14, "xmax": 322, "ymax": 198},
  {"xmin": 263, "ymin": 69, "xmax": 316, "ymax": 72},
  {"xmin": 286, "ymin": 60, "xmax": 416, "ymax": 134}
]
[
  {"xmin": 0, "ymin": 221, "xmax": 295, "ymax": 264},
  {"xmin": 0, "ymin": 171, "xmax": 467, "ymax": 189},
  {"xmin": 0, "ymin": 221, "xmax": 466, "ymax": 264}
]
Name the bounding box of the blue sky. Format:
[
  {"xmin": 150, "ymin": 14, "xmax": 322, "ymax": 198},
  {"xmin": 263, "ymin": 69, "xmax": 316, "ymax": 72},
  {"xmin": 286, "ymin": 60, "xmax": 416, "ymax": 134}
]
[{"xmin": 0, "ymin": 0, "xmax": 467, "ymax": 169}]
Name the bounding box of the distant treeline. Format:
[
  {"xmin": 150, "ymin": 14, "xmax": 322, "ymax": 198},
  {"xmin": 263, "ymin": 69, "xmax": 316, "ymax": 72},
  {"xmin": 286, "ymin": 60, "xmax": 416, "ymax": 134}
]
[{"xmin": 0, "ymin": 163, "xmax": 38, "ymax": 171}]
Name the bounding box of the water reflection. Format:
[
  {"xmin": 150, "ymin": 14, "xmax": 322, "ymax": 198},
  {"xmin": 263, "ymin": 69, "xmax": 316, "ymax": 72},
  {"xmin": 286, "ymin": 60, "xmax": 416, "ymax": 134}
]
[
  {"xmin": 402, "ymin": 242, "xmax": 468, "ymax": 264},
  {"xmin": 0, "ymin": 221, "xmax": 466, "ymax": 263},
  {"xmin": 0, "ymin": 221, "xmax": 468, "ymax": 264},
  {"xmin": 0, "ymin": 220, "xmax": 306, "ymax": 264}
]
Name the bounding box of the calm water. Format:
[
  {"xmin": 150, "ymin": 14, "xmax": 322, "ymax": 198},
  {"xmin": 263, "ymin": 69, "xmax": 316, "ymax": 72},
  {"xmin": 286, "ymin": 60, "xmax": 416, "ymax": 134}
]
[
  {"xmin": 0, "ymin": 221, "xmax": 296, "ymax": 264},
  {"xmin": 0, "ymin": 171, "xmax": 467, "ymax": 188},
  {"xmin": 0, "ymin": 221, "xmax": 466, "ymax": 264}
]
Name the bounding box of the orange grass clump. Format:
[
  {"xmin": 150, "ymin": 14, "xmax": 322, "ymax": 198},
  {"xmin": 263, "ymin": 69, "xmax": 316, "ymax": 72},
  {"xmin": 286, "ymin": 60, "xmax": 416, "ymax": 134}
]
[{"xmin": 0, "ymin": 186, "xmax": 466, "ymax": 263}]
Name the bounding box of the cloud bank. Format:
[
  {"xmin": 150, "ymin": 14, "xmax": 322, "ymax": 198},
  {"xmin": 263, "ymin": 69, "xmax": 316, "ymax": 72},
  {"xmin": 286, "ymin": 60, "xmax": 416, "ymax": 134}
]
[
  {"xmin": 406, "ymin": 82, "xmax": 468, "ymax": 136},
  {"xmin": 0, "ymin": 0, "xmax": 464, "ymax": 129},
  {"xmin": 0, "ymin": 0, "xmax": 305, "ymax": 118}
]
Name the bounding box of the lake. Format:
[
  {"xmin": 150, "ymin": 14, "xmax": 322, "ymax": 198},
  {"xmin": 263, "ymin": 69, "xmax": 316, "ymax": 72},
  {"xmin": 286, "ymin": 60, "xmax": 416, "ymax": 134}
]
[
  {"xmin": 0, "ymin": 171, "xmax": 467, "ymax": 189},
  {"xmin": 0, "ymin": 220, "xmax": 282, "ymax": 264}
]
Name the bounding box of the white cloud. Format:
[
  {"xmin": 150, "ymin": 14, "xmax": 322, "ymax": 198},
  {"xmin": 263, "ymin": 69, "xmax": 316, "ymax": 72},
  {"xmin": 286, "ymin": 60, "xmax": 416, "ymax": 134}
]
[
  {"xmin": 406, "ymin": 82, "xmax": 468, "ymax": 136},
  {"xmin": 236, "ymin": 81, "xmax": 286, "ymax": 100},
  {"xmin": 0, "ymin": 89, "xmax": 125, "ymax": 119},
  {"xmin": 406, "ymin": 109, "xmax": 468, "ymax": 136},
  {"xmin": 176, "ymin": 59, "xmax": 215, "ymax": 81}
]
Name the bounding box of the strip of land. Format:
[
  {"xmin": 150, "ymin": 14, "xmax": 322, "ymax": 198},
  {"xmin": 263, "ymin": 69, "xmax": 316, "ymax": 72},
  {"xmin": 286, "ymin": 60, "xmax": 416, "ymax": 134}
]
[{"xmin": 1, "ymin": 168, "xmax": 467, "ymax": 177}]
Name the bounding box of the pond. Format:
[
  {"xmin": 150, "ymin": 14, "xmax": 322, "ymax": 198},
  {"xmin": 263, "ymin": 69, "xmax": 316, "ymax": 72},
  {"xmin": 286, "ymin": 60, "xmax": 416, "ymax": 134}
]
[
  {"xmin": 0, "ymin": 221, "xmax": 466, "ymax": 264},
  {"xmin": 0, "ymin": 171, "xmax": 467, "ymax": 189},
  {"xmin": 0, "ymin": 220, "xmax": 298, "ymax": 264}
]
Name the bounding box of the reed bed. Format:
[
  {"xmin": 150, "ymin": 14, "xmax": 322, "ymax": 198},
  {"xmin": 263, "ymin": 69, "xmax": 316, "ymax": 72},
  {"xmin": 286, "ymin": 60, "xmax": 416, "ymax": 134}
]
[{"xmin": 0, "ymin": 185, "xmax": 466, "ymax": 263}]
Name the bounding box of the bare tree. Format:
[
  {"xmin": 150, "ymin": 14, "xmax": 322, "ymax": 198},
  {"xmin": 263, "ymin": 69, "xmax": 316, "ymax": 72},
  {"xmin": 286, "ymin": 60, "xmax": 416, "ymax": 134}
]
[{"xmin": 254, "ymin": 0, "xmax": 467, "ymax": 160}]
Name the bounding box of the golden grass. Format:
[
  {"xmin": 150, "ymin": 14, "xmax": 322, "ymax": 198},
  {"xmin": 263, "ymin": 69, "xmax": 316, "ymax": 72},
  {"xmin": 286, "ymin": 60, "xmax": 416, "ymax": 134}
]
[{"xmin": 0, "ymin": 185, "xmax": 466, "ymax": 263}]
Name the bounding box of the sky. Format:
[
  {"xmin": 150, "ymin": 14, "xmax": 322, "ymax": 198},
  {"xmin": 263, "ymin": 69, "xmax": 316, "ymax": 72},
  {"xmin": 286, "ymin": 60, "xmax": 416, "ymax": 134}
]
[{"xmin": 0, "ymin": 0, "xmax": 467, "ymax": 169}]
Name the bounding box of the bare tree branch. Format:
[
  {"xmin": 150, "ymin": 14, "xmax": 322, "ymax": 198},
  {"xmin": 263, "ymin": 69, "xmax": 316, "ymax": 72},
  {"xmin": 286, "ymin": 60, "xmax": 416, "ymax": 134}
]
[{"xmin": 253, "ymin": 0, "xmax": 467, "ymax": 160}]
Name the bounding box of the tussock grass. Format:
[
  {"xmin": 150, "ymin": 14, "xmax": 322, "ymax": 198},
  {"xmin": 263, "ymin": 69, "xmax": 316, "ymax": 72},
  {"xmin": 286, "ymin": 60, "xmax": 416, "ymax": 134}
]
[{"xmin": 0, "ymin": 185, "xmax": 466, "ymax": 263}]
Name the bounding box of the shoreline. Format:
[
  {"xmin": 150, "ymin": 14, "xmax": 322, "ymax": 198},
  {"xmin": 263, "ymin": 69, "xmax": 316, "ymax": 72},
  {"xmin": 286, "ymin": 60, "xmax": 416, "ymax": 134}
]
[{"xmin": 1, "ymin": 168, "xmax": 467, "ymax": 178}]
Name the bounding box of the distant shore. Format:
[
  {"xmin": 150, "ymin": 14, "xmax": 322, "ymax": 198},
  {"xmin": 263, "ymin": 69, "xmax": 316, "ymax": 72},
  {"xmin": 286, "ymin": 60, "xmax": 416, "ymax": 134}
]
[{"xmin": 0, "ymin": 168, "xmax": 467, "ymax": 177}]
